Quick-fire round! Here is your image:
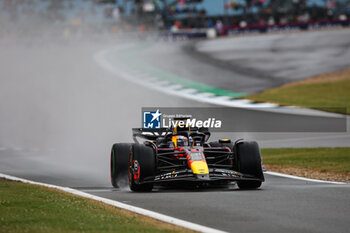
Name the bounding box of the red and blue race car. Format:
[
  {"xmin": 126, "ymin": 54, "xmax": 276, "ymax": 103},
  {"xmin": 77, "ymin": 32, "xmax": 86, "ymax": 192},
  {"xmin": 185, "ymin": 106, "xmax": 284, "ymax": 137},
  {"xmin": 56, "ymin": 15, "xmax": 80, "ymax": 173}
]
[{"xmin": 110, "ymin": 121, "xmax": 264, "ymax": 192}]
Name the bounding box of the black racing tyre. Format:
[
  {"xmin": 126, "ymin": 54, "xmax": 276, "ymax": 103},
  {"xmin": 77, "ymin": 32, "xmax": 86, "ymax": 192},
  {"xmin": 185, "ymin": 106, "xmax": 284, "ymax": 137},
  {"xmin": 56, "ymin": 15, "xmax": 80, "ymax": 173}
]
[
  {"xmin": 236, "ymin": 141, "xmax": 264, "ymax": 189},
  {"xmin": 110, "ymin": 143, "xmax": 132, "ymax": 188},
  {"xmin": 129, "ymin": 144, "xmax": 156, "ymax": 192}
]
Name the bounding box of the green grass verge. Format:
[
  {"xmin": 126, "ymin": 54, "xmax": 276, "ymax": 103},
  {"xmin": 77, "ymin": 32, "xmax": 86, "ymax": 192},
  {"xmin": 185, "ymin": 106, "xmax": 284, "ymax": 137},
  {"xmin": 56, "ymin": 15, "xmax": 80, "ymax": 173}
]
[
  {"xmin": 261, "ymin": 147, "xmax": 350, "ymax": 173},
  {"xmin": 245, "ymin": 77, "xmax": 350, "ymax": 114},
  {"xmin": 0, "ymin": 179, "xmax": 193, "ymax": 233}
]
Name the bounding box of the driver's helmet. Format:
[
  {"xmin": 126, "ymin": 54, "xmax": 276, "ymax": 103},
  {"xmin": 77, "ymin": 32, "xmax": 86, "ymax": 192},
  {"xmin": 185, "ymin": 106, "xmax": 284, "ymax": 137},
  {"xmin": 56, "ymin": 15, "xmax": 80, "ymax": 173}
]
[
  {"xmin": 171, "ymin": 120, "xmax": 193, "ymax": 147},
  {"xmin": 173, "ymin": 122, "xmax": 190, "ymax": 134},
  {"xmin": 171, "ymin": 135, "xmax": 188, "ymax": 148}
]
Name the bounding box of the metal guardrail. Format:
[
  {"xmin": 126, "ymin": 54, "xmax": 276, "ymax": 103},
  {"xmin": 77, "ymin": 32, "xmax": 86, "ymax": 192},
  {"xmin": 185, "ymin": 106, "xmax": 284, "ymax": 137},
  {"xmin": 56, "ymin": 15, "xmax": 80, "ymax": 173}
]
[{"xmin": 158, "ymin": 19, "xmax": 350, "ymax": 40}]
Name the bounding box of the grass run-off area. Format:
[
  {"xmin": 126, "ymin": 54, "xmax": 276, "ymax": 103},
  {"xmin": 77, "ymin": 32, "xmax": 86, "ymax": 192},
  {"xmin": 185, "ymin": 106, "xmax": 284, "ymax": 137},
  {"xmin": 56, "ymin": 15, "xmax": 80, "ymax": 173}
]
[
  {"xmin": 244, "ymin": 68, "xmax": 350, "ymax": 114},
  {"xmin": 0, "ymin": 179, "xmax": 193, "ymax": 233},
  {"xmin": 261, "ymin": 147, "xmax": 350, "ymax": 174}
]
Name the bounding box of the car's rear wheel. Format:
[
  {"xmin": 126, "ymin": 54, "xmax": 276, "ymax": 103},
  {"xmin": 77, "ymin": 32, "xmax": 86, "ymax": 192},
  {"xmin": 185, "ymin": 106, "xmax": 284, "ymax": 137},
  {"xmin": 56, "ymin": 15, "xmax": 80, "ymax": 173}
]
[
  {"xmin": 235, "ymin": 141, "xmax": 264, "ymax": 189},
  {"xmin": 110, "ymin": 143, "xmax": 131, "ymax": 188},
  {"xmin": 129, "ymin": 144, "xmax": 155, "ymax": 192}
]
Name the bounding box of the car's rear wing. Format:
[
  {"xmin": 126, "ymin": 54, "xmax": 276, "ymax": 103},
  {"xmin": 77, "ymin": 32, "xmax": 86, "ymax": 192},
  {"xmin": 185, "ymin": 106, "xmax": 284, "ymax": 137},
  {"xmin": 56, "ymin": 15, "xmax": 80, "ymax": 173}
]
[
  {"xmin": 132, "ymin": 127, "xmax": 211, "ymax": 143},
  {"xmin": 132, "ymin": 128, "xmax": 171, "ymax": 143}
]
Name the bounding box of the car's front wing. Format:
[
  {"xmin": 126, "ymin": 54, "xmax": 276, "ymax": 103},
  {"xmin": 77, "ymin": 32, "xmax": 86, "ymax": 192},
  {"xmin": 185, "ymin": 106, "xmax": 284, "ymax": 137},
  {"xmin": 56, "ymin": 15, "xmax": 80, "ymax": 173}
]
[{"xmin": 142, "ymin": 168, "xmax": 263, "ymax": 184}]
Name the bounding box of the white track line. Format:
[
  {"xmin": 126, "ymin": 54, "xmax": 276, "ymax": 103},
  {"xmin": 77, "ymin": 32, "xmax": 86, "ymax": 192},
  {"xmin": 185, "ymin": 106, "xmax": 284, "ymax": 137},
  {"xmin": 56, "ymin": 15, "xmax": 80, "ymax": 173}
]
[
  {"xmin": 94, "ymin": 46, "xmax": 344, "ymax": 118},
  {"xmin": 94, "ymin": 49, "xmax": 270, "ymax": 110},
  {"xmin": 265, "ymin": 171, "xmax": 347, "ymax": 184},
  {"xmin": 0, "ymin": 173, "xmax": 226, "ymax": 233}
]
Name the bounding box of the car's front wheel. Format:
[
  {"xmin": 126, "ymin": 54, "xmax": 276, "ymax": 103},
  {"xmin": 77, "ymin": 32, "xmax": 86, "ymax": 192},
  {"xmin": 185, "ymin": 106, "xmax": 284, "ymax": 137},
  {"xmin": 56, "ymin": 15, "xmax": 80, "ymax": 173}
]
[
  {"xmin": 129, "ymin": 144, "xmax": 155, "ymax": 192},
  {"xmin": 110, "ymin": 143, "xmax": 132, "ymax": 188},
  {"xmin": 235, "ymin": 141, "xmax": 264, "ymax": 189}
]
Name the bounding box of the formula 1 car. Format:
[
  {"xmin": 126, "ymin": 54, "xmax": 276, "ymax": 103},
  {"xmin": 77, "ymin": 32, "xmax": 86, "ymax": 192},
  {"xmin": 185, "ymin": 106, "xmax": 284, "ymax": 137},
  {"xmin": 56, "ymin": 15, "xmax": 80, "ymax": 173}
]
[{"xmin": 110, "ymin": 122, "xmax": 264, "ymax": 192}]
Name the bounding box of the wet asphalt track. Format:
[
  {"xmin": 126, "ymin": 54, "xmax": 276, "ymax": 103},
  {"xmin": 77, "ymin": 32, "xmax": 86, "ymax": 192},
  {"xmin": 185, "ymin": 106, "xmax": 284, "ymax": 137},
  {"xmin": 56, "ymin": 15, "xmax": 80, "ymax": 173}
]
[
  {"xmin": 0, "ymin": 30, "xmax": 350, "ymax": 233},
  {"xmin": 80, "ymin": 176, "xmax": 350, "ymax": 233}
]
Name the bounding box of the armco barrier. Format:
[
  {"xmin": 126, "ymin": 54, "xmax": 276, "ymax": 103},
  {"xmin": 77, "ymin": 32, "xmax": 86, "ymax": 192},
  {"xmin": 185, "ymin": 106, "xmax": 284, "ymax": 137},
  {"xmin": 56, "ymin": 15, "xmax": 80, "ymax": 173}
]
[
  {"xmin": 224, "ymin": 19, "xmax": 350, "ymax": 35},
  {"xmin": 159, "ymin": 19, "xmax": 350, "ymax": 39}
]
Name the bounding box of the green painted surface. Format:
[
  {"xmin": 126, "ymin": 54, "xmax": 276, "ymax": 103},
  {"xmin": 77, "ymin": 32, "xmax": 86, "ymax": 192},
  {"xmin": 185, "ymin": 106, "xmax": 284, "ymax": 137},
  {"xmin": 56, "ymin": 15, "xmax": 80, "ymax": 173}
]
[{"xmin": 117, "ymin": 44, "xmax": 246, "ymax": 99}]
